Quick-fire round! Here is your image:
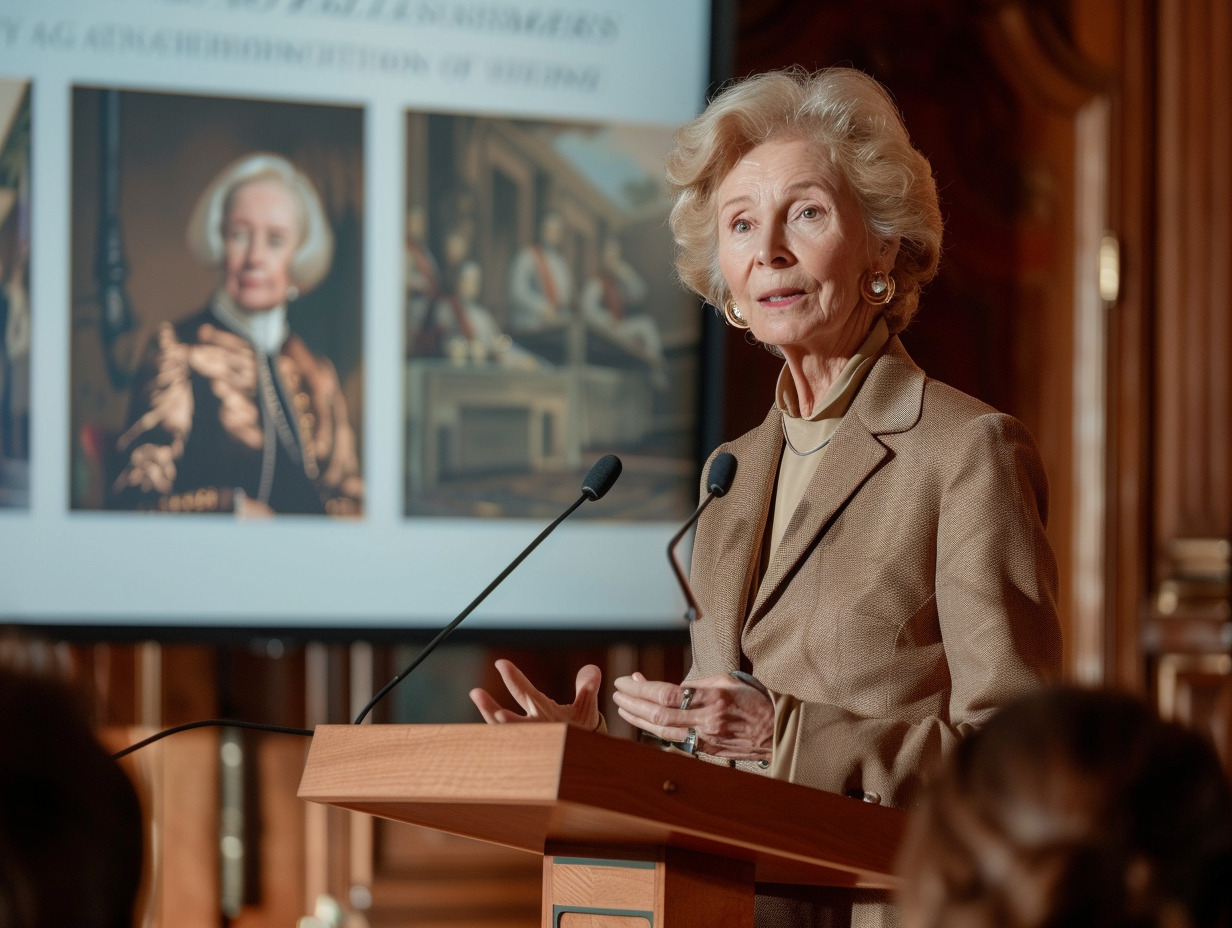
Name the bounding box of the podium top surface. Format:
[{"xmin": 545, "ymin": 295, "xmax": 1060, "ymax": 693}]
[{"xmin": 299, "ymin": 723, "xmax": 905, "ymax": 890}]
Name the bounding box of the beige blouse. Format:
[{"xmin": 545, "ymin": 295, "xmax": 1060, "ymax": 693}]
[{"xmin": 769, "ymin": 317, "xmax": 890, "ymax": 563}]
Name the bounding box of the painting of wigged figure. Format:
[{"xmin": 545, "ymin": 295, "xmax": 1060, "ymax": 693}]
[
  {"xmin": 70, "ymin": 88, "xmax": 365, "ymax": 516},
  {"xmin": 403, "ymin": 113, "xmax": 703, "ymax": 521}
]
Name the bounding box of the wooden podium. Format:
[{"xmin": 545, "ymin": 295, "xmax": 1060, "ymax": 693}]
[{"xmin": 298, "ymin": 724, "xmax": 906, "ymax": 927}]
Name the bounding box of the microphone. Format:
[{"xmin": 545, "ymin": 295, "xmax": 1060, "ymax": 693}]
[
  {"xmin": 353, "ymin": 453, "xmax": 623, "ymax": 724},
  {"xmin": 667, "ymin": 452, "xmax": 736, "ymax": 622}
]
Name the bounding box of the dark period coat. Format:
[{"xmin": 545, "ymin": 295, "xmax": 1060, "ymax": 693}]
[{"xmin": 109, "ymin": 306, "xmax": 363, "ymax": 515}]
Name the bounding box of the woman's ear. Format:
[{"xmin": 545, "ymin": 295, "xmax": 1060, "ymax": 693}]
[{"xmin": 878, "ymin": 235, "xmax": 901, "ymax": 272}]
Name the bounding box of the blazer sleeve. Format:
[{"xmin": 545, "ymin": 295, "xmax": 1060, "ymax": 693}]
[{"xmin": 767, "ymin": 412, "xmax": 1061, "ymax": 808}]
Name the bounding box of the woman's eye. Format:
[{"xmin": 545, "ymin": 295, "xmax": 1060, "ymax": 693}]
[
  {"xmin": 800, "ymin": 206, "xmax": 819, "ymax": 219},
  {"xmin": 732, "ymin": 219, "xmax": 751, "ymax": 234}
]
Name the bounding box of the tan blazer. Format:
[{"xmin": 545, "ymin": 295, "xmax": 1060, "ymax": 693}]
[{"xmin": 688, "ymin": 337, "xmax": 1062, "ymax": 809}]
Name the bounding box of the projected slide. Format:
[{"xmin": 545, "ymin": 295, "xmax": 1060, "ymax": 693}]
[{"xmin": 0, "ymin": 0, "xmax": 715, "ymax": 628}]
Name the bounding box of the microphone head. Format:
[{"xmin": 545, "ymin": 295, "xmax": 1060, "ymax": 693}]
[
  {"xmin": 707, "ymin": 452, "xmax": 737, "ymax": 497},
  {"xmin": 581, "ymin": 454, "xmax": 623, "ymax": 501}
]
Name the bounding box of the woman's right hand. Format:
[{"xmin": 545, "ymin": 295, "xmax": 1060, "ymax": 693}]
[{"xmin": 469, "ymin": 659, "xmax": 602, "ymax": 731}]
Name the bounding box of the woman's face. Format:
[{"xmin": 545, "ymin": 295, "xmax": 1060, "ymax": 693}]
[
  {"xmin": 222, "ymin": 178, "xmax": 302, "ymax": 313},
  {"xmin": 716, "ymin": 137, "xmax": 892, "ymax": 359}
]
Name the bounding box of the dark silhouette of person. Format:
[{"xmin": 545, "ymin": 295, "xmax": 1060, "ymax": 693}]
[
  {"xmin": 897, "ymin": 685, "xmax": 1232, "ymax": 928},
  {"xmin": 0, "ymin": 667, "xmax": 145, "ymax": 928}
]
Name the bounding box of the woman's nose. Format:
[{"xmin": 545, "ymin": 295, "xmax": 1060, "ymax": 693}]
[{"xmin": 755, "ymin": 225, "xmax": 792, "ymax": 266}]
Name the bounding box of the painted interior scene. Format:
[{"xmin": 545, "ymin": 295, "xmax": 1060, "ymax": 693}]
[
  {"xmin": 70, "ymin": 89, "xmax": 364, "ymax": 516},
  {"xmin": 0, "ymin": 79, "xmax": 30, "ymax": 509},
  {"xmin": 403, "ymin": 113, "xmax": 704, "ymax": 520}
]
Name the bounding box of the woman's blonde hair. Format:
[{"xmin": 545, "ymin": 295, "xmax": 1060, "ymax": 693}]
[
  {"xmin": 187, "ymin": 152, "xmax": 334, "ymax": 294},
  {"xmin": 666, "ymin": 67, "xmax": 942, "ymax": 333}
]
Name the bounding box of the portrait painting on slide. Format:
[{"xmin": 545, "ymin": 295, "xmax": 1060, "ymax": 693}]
[
  {"xmin": 0, "ymin": 79, "xmax": 30, "ymax": 510},
  {"xmin": 403, "ymin": 112, "xmax": 703, "ymax": 520},
  {"xmin": 70, "ymin": 88, "xmax": 365, "ymax": 516}
]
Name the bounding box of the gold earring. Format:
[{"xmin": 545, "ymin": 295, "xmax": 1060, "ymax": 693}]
[
  {"xmin": 860, "ymin": 271, "xmax": 895, "ymax": 306},
  {"xmin": 722, "ymin": 298, "xmax": 750, "ymax": 330}
]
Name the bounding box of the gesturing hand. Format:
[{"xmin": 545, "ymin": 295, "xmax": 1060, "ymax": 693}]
[{"xmin": 469, "ymin": 659, "xmax": 602, "ymax": 731}]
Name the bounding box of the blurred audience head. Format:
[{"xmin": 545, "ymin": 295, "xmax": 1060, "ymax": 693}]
[
  {"xmin": 898, "ymin": 686, "xmax": 1232, "ymax": 928},
  {"xmin": 0, "ymin": 664, "xmax": 144, "ymax": 928}
]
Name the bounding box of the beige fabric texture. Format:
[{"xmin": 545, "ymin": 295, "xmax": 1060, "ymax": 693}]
[{"xmin": 687, "ymin": 335, "xmax": 1062, "ymax": 808}]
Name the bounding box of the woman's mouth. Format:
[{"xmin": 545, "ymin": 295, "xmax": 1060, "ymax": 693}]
[{"xmin": 758, "ymin": 288, "xmax": 805, "ymax": 306}]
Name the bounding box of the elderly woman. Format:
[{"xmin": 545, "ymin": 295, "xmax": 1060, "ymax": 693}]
[
  {"xmin": 471, "ymin": 67, "xmax": 1061, "ymax": 926},
  {"xmin": 109, "ymin": 152, "xmax": 363, "ymax": 516}
]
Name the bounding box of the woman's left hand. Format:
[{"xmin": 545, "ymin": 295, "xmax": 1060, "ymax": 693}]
[
  {"xmin": 612, "ymin": 672, "xmax": 774, "ymax": 761},
  {"xmin": 469, "ymin": 659, "xmax": 602, "ymax": 731}
]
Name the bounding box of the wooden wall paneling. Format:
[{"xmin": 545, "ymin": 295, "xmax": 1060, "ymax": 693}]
[
  {"xmin": 978, "ymin": 3, "xmax": 1115, "ymax": 683},
  {"xmin": 160, "ymin": 643, "xmax": 218, "ymax": 724},
  {"xmin": 1069, "ymin": 0, "xmax": 1138, "ymax": 691},
  {"xmin": 1144, "ymin": 0, "xmax": 1232, "ymax": 759},
  {"xmin": 303, "ymin": 642, "xmax": 333, "ymax": 917},
  {"xmin": 138, "ymin": 641, "xmax": 162, "ymax": 728},
  {"xmin": 349, "ymin": 642, "xmax": 376, "ymax": 919},
  {"xmin": 1208, "ymin": 0, "xmax": 1232, "ymax": 525},
  {"xmin": 1153, "ymin": 0, "xmax": 1232, "ymax": 544},
  {"xmin": 1071, "ymin": 95, "xmax": 1113, "ymax": 685},
  {"xmin": 230, "ymin": 733, "xmax": 312, "ymax": 928},
  {"xmin": 1157, "ymin": 653, "xmax": 1232, "ymax": 768},
  {"xmin": 108, "ymin": 727, "xmax": 222, "ymax": 928},
  {"xmin": 1147, "ymin": 0, "xmax": 1232, "ymax": 687},
  {"xmin": 88, "ymin": 641, "xmax": 140, "ymax": 726},
  {"xmin": 1153, "ymin": 0, "xmax": 1185, "ymax": 548},
  {"xmin": 1099, "ymin": 0, "xmax": 1153, "ymax": 694},
  {"xmin": 162, "ymin": 729, "xmax": 222, "ymax": 928}
]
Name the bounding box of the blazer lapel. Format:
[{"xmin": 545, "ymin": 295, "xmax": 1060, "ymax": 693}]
[
  {"xmin": 746, "ymin": 338, "xmax": 926, "ymax": 625},
  {"xmin": 695, "ymin": 410, "xmax": 783, "ymax": 669}
]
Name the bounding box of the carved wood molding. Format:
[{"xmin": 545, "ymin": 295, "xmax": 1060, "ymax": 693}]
[{"xmin": 980, "ymin": 2, "xmax": 1113, "ymax": 113}]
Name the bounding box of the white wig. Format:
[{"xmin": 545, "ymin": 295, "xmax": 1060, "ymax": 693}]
[{"xmin": 186, "ymin": 152, "xmax": 334, "ymax": 293}]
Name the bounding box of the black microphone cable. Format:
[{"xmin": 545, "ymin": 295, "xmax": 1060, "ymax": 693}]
[
  {"xmin": 112, "ymin": 720, "xmax": 312, "ymax": 760},
  {"xmin": 667, "ymin": 452, "xmax": 736, "ymax": 622}
]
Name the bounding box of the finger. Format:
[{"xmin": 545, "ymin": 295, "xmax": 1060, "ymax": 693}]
[
  {"xmin": 612, "ymin": 675, "xmax": 683, "ymax": 707},
  {"xmin": 469, "ymin": 687, "xmax": 505, "ymax": 724},
  {"xmin": 493, "ymin": 659, "xmax": 544, "ymax": 714},
  {"xmin": 572, "ymin": 664, "xmax": 602, "ymax": 728},
  {"xmin": 491, "ymin": 708, "xmax": 537, "ymax": 724},
  {"xmin": 612, "ymin": 690, "xmax": 691, "ymax": 733},
  {"xmin": 574, "ymin": 664, "xmax": 602, "ymax": 701},
  {"xmin": 615, "ymin": 706, "xmax": 694, "ymax": 745}
]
